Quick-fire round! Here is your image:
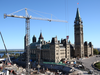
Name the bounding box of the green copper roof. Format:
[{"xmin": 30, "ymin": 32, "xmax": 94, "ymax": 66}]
[
  {"xmin": 43, "ymin": 62, "xmax": 65, "ymax": 66},
  {"xmin": 76, "ymin": 8, "xmax": 81, "ymax": 20},
  {"xmin": 30, "ymin": 42, "xmax": 39, "ymax": 49},
  {"xmin": 42, "ymin": 44, "xmax": 50, "ymax": 49}
]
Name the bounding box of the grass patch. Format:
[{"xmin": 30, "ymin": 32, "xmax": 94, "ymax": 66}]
[{"xmin": 94, "ymin": 62, "xmax": 100, "ymax": 69}]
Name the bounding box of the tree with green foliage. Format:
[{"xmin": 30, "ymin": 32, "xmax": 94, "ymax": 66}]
[
  {"xmin": 93, "ymin": 49, "xmax": 99, "ymax": 55},
  {"xmin": 9, "ymin": 53, "xmax": 14, "ymax": 57},
  {"xmin": 15, "ymin": 53, "xmax": 20, "ymax": 56},
  {"xmin": 2, "ymin": 53, "xmax": 7, "ymax": 58},
  {"xmin": 14, "ymin": 53, "xmax": 20, "ymax": 58}
]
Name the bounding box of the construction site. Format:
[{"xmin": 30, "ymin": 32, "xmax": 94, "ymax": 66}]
[
  {"xmin": 1, "ymin": 0, "xmax": 100, "ymax": 74},
  {"xmin": 0, "ymin": 8, "xmax": 71, "ymax": 75},
  {"xmin": 0, "ymin": 6, "xmax": 96, "ymax": 75},
  {"xmin": 0, "ymin": 7, "xmax": 89, "ymax": 75}
]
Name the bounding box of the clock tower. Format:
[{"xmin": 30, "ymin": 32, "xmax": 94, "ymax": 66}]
[
  {"xmin": 38, "ymin": 32, "xmax": 44, "ymax": 44},
  {"xmin": 74, "ymin": 8, "xmax": 84, "ymax": 58}
]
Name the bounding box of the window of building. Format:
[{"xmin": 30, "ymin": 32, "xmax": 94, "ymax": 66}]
[
  {"xmin": 81, "ymin": 28, "xmax": 83, "ymax": 31},
  {"xmin": 56, "ymin": 50, "xmax": 59, "ymax": 52},
  {"xmin": 60, "ymin": 50, "xmax": 64, "ymax": 51},
  {"xmin": 60, "ymin": 53, "xmax": 64, "ymax": 54},
  {"xmin": 56, "ymin": 53, "xmax": 58, "ymax": 55},
  {"xmin": 68, "ymin": 52, "xmax": 69, "ymax": 54}
]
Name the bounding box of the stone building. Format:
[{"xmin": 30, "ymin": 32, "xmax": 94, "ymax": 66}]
[
  {"xmin": 28, "ymin": 33, "xmax": 70, "ymax": 63},
  {"xmin": 84, "ymin": 42, "xmax": 93, "ymax": 57},
  {"xmin": 24, "ymin": 8, "xmax": 93, "ymax": 63}
]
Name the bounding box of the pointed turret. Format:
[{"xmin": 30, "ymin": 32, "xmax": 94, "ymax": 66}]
[
  {"xmin": 39, "ymin": 32, "xmax": 44, "ymax": 39},
  {"xmin": 38, "ymin": 32, "xmax": 44, "ymax": 44},
  {"xmin": 32, "ymin": 35, "xmax": 36, "ymax": 43},
  {"xmin": 75, "ymin": 8, "xmax": 81, "ymax": 21}
]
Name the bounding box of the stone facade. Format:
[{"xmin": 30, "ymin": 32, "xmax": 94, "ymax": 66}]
[
  {"xmin": 84, "ymin": 41, "xmax": 93, "ymax": 57},
  {"xmin": 28, "ymin": 33, "xmax": 70, "ymax": 63}
]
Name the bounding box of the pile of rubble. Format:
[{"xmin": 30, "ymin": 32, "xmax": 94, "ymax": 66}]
[{"xmin": 0, "ymin": 64, "xmax": 27, "ymax": 75}]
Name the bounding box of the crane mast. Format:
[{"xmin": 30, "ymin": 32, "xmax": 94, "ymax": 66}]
[
  {"xmin": 4, "ymin": 8, "xmax": 68, "ymax": 75},
  {"xmin": 25, "ymin": 18, "xmax": 30, "ymax": 75},
  {"xmin": 25, "ymin": 8, "xmax": 30, "ymax": 75}
]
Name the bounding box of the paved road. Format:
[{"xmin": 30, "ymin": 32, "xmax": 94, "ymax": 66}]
[{"xmin": 81, "ymin": 55, "xmax": 100, "ymax": 75}]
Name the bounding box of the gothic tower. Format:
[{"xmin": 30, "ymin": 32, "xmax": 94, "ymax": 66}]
[
  {"xmin": 74, "ymin": 8, "xmax": 84, "ymax": 58},
  {"xmin": 38, "ymin": 32, "xmax": 44, "ymax": 44}
]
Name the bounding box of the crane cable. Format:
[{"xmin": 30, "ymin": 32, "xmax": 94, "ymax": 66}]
[
  {"xmin": 65, "ymin": 0, "xmax": 69, "ymax": 40},
  {"xmin": 27, "ymin": 8, "xmax": 58, "ymax": 19},
  {"xmin": 27, "ymin": 9, "xmax": 47, "ymax": 18},
  {"xmin": 65, "ymin": 0, "xmax": 67, "ymax": 36},
  {"xmin": 8, "ymin": 8, "xmax": 59, "ymax": 20},
  {"xmin": 67, "ymin": 0, "xmax": 69, "ymax": 36},
  {"xmin": 8, "ymin": 8, "xmax": 25, "ymax": 15}
]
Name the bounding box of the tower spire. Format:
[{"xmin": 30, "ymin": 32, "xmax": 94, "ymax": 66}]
[
  {"xmin": 75, "ymin": 8, "xmax": 81, "ymax": 20},
  {"xmin": 39, "ymin": 32, "xmax": 44, "ymax": 39}
]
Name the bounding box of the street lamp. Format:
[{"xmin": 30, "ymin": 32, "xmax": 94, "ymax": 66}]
[
  {"xmin": 36, "ymin": 40, "xmax": 42, "ymax": 73},
  {"xmin": 51, "ymin": 65, "xmax": 52, "ymax": 70},
  {"xmin": 37, "ymin": 64, "xmax": 41, "ymax": 73}
]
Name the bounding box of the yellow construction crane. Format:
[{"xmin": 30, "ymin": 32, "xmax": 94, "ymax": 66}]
[{"xmin": 4, "ymin": 8, "xmax": 68, "ymax": 75}]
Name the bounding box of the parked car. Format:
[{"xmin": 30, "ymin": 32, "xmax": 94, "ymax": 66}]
[
  {"xmin": 88, "ymin": 70, "xmax": 93, "ymax": 74},
  {"xmin": 96, "ymin": 55, "xmax": 98, "ymax": 57},
  {"xmin": 78, "ymin": 65, "xmax": 82, "ymax": 68}
]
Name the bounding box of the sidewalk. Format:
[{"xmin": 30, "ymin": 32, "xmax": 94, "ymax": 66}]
[{"xmin": 74, "ymin": 67, "xmax": 89, "ymax": 75}]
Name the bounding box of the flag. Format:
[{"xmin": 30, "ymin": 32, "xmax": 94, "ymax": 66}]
[
  {"xmin": 77, "ymin": 3, "xmax": 79, "ymax": 4},
  {"xmin": 66, "ymin": 36, "xmax": 69, "ymax": 40}
]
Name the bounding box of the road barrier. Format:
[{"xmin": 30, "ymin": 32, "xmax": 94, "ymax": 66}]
[{"xmin": 92, "ymin": 60, "xmax": 100, "ymax": 71}]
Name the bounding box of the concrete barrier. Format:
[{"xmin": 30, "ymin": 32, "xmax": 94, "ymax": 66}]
[{"xmin": 92, "ymin": 60, "xmax": 100, "ymax": 71}]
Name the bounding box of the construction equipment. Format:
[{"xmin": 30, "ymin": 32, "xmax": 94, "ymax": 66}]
[
  {"xmin": 4, "ymin": 8, "xmax": 68, "ymax": 75},
  {"xmin": 0, "ymin": 32, "xmax": 11, "ymax": 64}
]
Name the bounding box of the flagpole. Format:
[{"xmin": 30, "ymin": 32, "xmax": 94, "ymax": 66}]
[{"xmin": 77, "ymin": 3, "xmax": 79, "ymax": 8}]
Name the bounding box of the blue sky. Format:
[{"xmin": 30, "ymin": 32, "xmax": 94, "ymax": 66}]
[{"xmin": 0, "ymin": 0, "xmax": 100, "ymax": 49}]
